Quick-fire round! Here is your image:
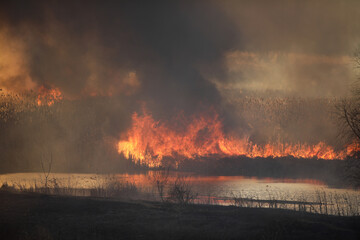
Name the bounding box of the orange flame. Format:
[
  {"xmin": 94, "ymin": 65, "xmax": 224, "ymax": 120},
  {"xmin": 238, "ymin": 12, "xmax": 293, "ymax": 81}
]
[
  {"xmin": 37, "ymin": 86, "xmax": 63, "ymax": 106},
  {"xmin": 117, "ymin": 111, "xmax": 360, "ymax": 167}
]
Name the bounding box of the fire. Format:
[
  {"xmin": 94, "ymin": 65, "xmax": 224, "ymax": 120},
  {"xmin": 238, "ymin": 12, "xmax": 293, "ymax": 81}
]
[
  {"xmin": 37, "ymin": 86, "xmax": 63, "ymax": 106},
  {"xmin": 117, "ymin": 111, "xmax": 360, "ymax": 167}
]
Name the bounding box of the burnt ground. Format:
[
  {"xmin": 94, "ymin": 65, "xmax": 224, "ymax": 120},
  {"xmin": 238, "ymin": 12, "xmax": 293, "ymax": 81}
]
[{"xmin": 0, "ymin": 190, "xmax": 359, "ymax": 240}]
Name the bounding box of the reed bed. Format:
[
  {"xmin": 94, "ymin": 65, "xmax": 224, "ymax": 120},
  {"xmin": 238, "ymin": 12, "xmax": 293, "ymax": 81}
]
[{"xmin": 228, "ymin": 189, "xmax": 360, "ymax": 216}]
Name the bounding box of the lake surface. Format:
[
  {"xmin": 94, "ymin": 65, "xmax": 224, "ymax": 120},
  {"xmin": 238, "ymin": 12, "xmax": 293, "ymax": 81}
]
[{"xmin": 1, "ymin": 172, "xmax": 359, "ymax": 215}]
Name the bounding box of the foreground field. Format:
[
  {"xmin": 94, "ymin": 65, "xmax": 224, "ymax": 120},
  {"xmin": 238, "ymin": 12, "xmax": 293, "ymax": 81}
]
[{"xmin": 0, "ymin": 191, "xmax": 359, "ymax": 240}]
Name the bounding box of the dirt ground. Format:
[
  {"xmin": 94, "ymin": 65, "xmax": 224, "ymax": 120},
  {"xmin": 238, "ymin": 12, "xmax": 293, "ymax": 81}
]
[{"xmin": 0, "ymin": 190, "xmax": 359, "ymax": 240}]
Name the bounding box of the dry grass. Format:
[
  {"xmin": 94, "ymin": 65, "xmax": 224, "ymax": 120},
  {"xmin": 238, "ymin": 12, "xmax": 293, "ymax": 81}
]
[
  {"xmin": 0, "ymin": 174, "xmax": 139, "ymax": 200},
  {"xmin": 230, "ymin": 189, "xmax": 360, "ymax": 216},
  {"xmin": 89, "ymin": 175, "xmax": 138, "ymax": 198}
]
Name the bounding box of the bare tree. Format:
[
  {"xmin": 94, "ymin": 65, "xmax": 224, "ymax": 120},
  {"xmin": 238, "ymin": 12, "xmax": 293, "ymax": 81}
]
[
  {"xmin": 337, "ymin": 99, "xmax": 360, "ymax": 142},
  {"xmin": 41, "ymin": 151, "xmax": 53, "ymax": 193},
  {"xmin": 337, "ymin": 47, "xmax": 360, "ymax": 186},
  {"xmin": 149, "ymin": 168, "xmax": 170, "ymax": 202},
  {"xmin": 337, "ymin": 48, "xmax": 360, "ymax": 146}
]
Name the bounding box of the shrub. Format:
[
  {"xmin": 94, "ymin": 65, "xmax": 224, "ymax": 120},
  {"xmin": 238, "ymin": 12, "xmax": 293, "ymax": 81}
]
[{"xmin": 167, "ymin": 176, "xmax": 197, "ymax": 205}]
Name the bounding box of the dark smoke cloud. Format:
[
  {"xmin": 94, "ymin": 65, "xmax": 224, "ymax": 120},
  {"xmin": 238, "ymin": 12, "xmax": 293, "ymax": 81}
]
[
  {"xmin": 2, "ymin": 0, "xmax": 360, "ymax": 104},
  {"xmin": 0, "ymin": 0, "xmax": 239, "ymax": 117}
]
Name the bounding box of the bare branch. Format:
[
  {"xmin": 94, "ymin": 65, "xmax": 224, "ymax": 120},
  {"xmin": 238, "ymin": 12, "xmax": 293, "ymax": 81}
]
[{"xmin": 40, "ymin": 150, "xmax": 53, "ymax": 191}]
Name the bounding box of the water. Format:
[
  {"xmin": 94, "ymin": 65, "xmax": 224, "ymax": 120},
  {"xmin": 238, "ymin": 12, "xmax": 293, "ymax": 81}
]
[{"xmin": 0, "ymin": 172, "xmax": 359, "ymax": 215}]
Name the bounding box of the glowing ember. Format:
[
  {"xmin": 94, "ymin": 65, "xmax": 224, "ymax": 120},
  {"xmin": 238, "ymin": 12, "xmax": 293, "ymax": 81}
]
[
  {"xmin": 37, "ymin": 86, "xmax": 63, "ymax": 106},
  {"xmin": 117, "ymin": 111, "xmax": 360, "ymax": 167}
]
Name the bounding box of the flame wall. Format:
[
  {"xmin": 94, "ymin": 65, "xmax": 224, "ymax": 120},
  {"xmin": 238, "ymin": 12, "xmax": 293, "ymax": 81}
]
[{"xmin": 117, "ymin": 110, "xmax": 359, "ymax": 167}]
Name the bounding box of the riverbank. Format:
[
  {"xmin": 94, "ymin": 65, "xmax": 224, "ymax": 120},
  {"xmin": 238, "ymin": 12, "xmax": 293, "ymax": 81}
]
[{"xmin": 0, "ymin": 190, "xmax": 359, "ymax": 240}]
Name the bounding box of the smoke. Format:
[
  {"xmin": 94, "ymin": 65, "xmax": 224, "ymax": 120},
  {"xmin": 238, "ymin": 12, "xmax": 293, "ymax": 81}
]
[
  {"xmin": 210, "ymin": 0, "xmax": 360, "ymax": 99},
  {"xmin": 212, "ymin": 51, "xmax": 353, "ymax": 98},
  {"xmin": 220, "ymin": 0, "xmax": 360, "ymax": 54},
  {"xmin": 0, "ymin": 0, "xmax": 239, "ymax": 115},
  {"xmin": 0, "ymin": 27, "xmax": 35, "ymax": 92},
  {"xmin": 0, "ymin": 0, "xmax": 360, "ymax": 172},
  {"xmin": 1, "ymin": 0, "xmax": 360, "ymax": 105}
]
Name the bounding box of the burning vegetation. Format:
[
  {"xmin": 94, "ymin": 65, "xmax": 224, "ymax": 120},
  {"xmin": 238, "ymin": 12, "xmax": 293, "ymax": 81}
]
[
  {"xmin": 36, "ymin": 86, "xmax": 63, "ymax": 106},
  {"xmin": 117, "ymin": 110, "xmax": 360, "ymax": 167}
]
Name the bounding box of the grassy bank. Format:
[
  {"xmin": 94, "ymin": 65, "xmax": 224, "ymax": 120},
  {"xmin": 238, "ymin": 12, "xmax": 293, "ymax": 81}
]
[{"xmin": 0, "ymin": 190, "xmax": 359, "ymax": 240}]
